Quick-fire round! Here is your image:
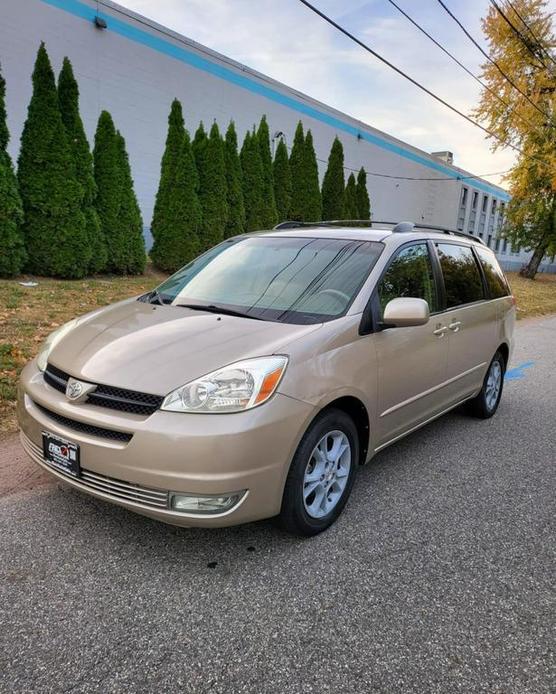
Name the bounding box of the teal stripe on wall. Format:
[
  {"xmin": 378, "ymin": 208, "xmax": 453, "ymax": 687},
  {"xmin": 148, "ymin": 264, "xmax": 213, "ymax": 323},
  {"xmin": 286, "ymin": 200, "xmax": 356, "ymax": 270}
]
[{"xmin": 40, "ymin": 0, "xmax": 510, "ymax": 202}]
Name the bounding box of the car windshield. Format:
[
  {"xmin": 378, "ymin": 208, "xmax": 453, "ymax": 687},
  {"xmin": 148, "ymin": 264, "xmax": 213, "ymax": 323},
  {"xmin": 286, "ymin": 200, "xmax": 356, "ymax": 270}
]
[{"xmin": 150, "ymin": 236, "xmax": 383, "ymax": 324}]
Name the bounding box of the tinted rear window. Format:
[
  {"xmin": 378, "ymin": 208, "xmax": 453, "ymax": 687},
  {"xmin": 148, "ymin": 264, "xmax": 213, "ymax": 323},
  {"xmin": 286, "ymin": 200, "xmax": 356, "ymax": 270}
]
[
  {"xmin": 436, "ymin": 243, "xmax": 484, "ymax": 308},
  {"xmin": 475, "ymin": 246, "xmax": 511, "ymax": 298}
]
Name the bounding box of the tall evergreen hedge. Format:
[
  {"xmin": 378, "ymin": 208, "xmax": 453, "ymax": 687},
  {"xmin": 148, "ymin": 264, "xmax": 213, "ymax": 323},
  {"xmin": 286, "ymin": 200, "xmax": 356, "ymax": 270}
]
[
  {"xmin": 18, "ymin": 43, "xmax": 89, "ymax": 278},
  {"xmin": 151, "ymin": 129, "xmax": 201, "ymax": 272},
  {"xmin": 289, "ymin": 121, "xmax": 306, "ymax": 221},
  {"xmin": 303, "ymin": 130, "xmax": 322, "ymax": 222},
  {"xmin": 356, "ymin": 167, "xmax": 371, "ymax": 220},
  {"xmin": 0, "ymin": 61, "xmax": 25, "ymax": 277},
  {"xmin": 224, "ymin": 120, "xmax": 245, "ymax": 238},
  {"xmin": 273, "ymin": 138, "xmax": 291, "ymax": 223},
  {"xmin": 151, "ymin": 99, "xmax": 185, "ymax": 246},
  {"xmin": 193, "ymin": 122, "xmax": 228, "ymax": 250},
  {"xmin": 256, "ymin": 115, "xmax": 277, "ymax": 228},
  {"xmin": 115, "ymin": 131, "xmax": 146, "ymax": 274},
  {"xmin": 344, "ymin": 173, "xmax": 358, "ymax": 219},
  {"xmin": 240, "ymin": 129, "xmax": 265, "ymax": 232},
  {"xmin": 321, "ymin": 137, "xmax": 345, "ymax": 221},
  {"xmin": 58, "ymin": 57, "xmax": 105, "ymax": 273}
]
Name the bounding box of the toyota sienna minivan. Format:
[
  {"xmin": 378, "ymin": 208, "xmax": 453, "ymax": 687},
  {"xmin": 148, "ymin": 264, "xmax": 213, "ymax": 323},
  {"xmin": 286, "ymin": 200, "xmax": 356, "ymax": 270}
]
[{"xmin": 18, "ymin": 221, "xmax": 515, "ymax": 535}]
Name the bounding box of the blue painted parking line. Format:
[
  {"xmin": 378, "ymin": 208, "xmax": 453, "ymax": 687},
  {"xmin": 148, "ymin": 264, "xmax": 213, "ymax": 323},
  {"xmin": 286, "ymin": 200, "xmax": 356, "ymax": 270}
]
[{"xmin": 505, "ymin": 361, "xmax": 535, "ymax": 381}]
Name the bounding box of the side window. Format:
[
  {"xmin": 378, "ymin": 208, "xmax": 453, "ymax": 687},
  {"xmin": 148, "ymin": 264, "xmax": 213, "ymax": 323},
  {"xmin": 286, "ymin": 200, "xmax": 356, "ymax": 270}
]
[
  {"xmin": 436, "ymin": 243, "xmax": 484, "ymax": 308},
  {"xmin": 475, "ymin": 246, "xmax": 511, "ymax": 298},
  {"xmin": 378, "ymin": 243, "xmax": 438, "ymax": 315}
]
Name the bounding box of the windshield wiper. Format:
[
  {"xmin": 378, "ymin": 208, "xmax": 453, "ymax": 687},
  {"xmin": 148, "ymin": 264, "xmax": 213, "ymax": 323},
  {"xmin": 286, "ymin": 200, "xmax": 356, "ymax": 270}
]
[
  {"xmin": 147, "ymin": 288, "xmax": 169, "ymax": 305},
  {"xmin": 176, "ymin": 303, "xmax": 263, "ymax": 320}
]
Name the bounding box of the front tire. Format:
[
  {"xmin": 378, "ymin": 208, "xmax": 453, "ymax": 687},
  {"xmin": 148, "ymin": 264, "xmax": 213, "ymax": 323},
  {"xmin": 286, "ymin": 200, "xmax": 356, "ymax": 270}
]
[
  {"xmin": 278, "ymin": 409, "xmax": 358, "ymax": 536},
  {"xmin": 467, "ymin": 350, "xmax": 505, "ymax": 419}
]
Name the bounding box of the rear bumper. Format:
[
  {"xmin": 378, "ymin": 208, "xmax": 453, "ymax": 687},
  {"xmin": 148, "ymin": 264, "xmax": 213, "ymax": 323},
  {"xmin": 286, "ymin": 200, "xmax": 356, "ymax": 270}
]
[{"xmin": 17, "ymin": 361, "xmax": 316, "ymax": 527}]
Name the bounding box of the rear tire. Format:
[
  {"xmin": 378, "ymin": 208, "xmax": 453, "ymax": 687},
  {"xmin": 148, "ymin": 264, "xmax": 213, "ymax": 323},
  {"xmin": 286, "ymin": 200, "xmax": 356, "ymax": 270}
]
[
  {"xmin": 278, "ymin": 409, "xmax": 358, "ymax": 537},
  {"xmin": 467, "ymin": 350, "xmax": 505, "ymax": 419}
]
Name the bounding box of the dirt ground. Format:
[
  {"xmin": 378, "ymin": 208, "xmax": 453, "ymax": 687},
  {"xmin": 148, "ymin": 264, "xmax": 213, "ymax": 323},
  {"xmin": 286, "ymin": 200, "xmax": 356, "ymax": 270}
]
[{"xmin": 0, "ymin": 432, "xmax": 52, "ymax": 498}]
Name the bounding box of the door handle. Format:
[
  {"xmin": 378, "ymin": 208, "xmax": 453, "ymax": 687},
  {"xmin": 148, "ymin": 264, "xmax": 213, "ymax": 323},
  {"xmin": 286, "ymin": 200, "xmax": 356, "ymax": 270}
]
[
  {"xmin": 433, "ymin": 325, "xmax": 448, "ymax": 337},
  {"xmin": 448, "ymin": 320, "xmax": 462, "ymax": 332}
]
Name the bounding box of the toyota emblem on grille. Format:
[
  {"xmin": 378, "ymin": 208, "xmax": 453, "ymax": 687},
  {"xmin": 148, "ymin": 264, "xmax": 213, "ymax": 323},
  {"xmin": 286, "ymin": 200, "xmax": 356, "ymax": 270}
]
[{"xmin": 65, "ymin": 377, "xmax": 97, "ymax": 403}]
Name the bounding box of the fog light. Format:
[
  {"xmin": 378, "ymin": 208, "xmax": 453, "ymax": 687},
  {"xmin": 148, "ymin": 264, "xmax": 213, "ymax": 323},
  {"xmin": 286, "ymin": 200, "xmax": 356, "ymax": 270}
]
[{"xmin": 170, "ymin": 491, "xmax": 245, "ymax": 515}]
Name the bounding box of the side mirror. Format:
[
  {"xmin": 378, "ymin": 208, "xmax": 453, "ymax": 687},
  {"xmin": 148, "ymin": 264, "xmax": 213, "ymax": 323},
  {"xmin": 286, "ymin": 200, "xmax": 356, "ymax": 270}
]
[{"xmin": 381, "ymin": 297, "xmax": 430, "ymax": 328}]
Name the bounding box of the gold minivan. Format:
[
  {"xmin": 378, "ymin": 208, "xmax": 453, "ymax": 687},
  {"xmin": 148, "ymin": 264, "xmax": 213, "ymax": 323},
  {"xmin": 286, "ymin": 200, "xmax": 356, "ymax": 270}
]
[{"xmin": 18, "ymin": 222, "xmax": 515, "ymax": 535}]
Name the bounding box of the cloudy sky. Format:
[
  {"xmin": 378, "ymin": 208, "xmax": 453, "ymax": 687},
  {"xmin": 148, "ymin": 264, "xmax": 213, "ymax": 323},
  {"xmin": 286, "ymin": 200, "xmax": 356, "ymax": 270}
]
[{"xmin": 120, "ymin": 0, "xmax": 554, "ymax": 189}]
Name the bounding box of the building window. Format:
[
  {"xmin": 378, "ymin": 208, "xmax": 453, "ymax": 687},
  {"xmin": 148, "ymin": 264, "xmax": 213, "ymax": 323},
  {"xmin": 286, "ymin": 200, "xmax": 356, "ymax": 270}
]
[{"xmin": 457, "ymin": 186, "xmax": 469, "ymax": 231}]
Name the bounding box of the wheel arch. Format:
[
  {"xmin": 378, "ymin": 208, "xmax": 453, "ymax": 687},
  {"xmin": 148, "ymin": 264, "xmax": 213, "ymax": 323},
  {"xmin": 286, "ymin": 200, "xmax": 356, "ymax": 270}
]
[
  {"xmin": 320, "ymin": 396, "xmax": 370, "ymax": 465},
  {"xmin": 497, "ymin": 342, "xmax": 510, "ymax": 369}
]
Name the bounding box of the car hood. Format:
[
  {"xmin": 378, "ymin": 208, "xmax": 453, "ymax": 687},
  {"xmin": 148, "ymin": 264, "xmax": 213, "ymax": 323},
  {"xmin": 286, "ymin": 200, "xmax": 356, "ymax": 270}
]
[{"xmin": 48, "ymin": 299, "xmax": 322, "ymax": 395}]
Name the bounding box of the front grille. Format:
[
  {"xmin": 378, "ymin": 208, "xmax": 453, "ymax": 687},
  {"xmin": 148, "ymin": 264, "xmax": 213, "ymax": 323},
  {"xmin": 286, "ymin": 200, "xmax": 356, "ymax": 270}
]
[
  {"xmin": 44, "ymin": 364, "xmax": 164, "ymax": 415},
  {"xmin": 34, "ymin": 401, "xmax": 133, "ymax": 442},
  {"xmin": 20, "ymin": 432, "xmax": 168, "ymax": 510}
]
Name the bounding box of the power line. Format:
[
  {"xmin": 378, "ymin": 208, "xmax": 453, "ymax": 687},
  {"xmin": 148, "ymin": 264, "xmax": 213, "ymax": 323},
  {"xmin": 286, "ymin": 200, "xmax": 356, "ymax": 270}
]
[
  {"xmin": 297, "ymin": 0, "xmax": 534, "ymax": 157},
  {"xmin": 436, "ymin": 0, "xmax": 552, "ymax": 121},
  {"xmin": 506, "ymin": 0, "xmax": 556, "ymax": 67},
  {"xmin": 489, "ymin": 0, "xmax": 549, "ymax": 69},
  {"xmin": 386, "ymin": 0, "xmax": 538, "ymax": 132}
]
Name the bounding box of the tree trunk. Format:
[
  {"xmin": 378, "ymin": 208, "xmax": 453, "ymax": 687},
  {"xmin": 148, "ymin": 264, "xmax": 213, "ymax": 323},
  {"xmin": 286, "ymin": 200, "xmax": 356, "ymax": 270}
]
[{"xmin": 520, "ymin": 240, "xmax": 548, "ymax": 279}]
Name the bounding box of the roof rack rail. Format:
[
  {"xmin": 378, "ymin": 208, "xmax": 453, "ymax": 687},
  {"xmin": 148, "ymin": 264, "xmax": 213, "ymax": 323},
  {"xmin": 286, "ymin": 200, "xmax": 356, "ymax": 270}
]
[
  {"xmin": 273, "ymin": 219, "xmax": 485, "ymax": 245},
  {"xmin": 398, "ymin": 222, "xmax": 486, "ymax": 245}
]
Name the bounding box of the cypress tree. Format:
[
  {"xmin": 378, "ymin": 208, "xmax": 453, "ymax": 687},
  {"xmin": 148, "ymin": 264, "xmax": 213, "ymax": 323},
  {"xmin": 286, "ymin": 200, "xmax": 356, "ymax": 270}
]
[
  {"xmin": 115, "ymin": 131, "xmax": 146, "ymax": 274},
  {"xmin": 193, "ymin": 122, "xmax": 228, "ymax": 250},
  {"xmin": 356, "ymin": 167, "xmax": 371, "ymax": 220},
  {"xmin": 240, "ymin": 129, "xmax": 265, "ymax": 232},
  {"xmin": 224, "ymin": 120, "xmax": 245, "ymax": 238},
  {"xmin": 18, "ymin": 43, "xmax": 89, "ymax": 278},
  {"xmin": 289, "ymin": 121, "xmax": 306, "ymax": 221},
  {"xmin": 344, "ymin": 173, "xmax": 358, "ymax": 219},
  {"xmin": 151, "ymin": 99, "xmax": 185, "ymax": 245},
  {"xmin": 94, "ymin": 110, "xmax": 125, "ymax": 273},
  {"xmin": 0, "ymin": 61, "xmax": 26, "ymax": 277},
  {"xmin": 151, "ymin": 131, "xmax": 201, "ymax": 271},
  {"xmin": 321, "ymin": 137, "xmax": 345, "ymax": 221},
  {"xmin": 58, "ymin": 56, "xmax": 105, "ymax": 273},
  {"xmin": 256, "ymin": 115, "xmax": 277, "ymax": 228},
  {"xmin": 303, "ymin": 130, "xmax": 322, "ymax": 222},
  {"xmin": 273, "ymin": 138, "xmax": 292, "ymax": 222}
]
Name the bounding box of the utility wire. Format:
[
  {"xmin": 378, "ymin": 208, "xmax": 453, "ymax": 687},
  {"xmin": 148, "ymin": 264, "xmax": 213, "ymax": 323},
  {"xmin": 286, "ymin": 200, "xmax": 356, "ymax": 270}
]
[
  {"xmin": 386, "ymin": 0, "xmax": 538, "ymax": 132},
  {"xmin": 489, "ymin": 0, "xmax": 549, "ymax": 69},
  {"xmin": 506, "ymin": 0, "xmax": 556, "ymax": 67},
  {"xmin": 297, "ymin": 0, "xmax": 535, "ymax": 157},
  {"xmin": 436, "ymin": 0, "xmax": 552, "ymax": 120}
]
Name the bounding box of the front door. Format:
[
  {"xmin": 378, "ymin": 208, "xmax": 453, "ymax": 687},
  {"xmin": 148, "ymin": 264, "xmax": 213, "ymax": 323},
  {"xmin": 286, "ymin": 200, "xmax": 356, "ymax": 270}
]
[{"xmin": 373, "ymin": 242, "xmax": 450, "ymax": 448}]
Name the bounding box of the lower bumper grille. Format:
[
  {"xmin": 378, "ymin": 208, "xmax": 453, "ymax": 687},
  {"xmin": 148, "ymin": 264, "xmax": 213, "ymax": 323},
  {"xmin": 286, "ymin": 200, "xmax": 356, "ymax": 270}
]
[
  {"xmin": 34, "ymin": 401, "xmax": 133, "ymax": 443},
  {"xmin": 20, "ymin": 431, "xmax": 169, "ymax": 510}
]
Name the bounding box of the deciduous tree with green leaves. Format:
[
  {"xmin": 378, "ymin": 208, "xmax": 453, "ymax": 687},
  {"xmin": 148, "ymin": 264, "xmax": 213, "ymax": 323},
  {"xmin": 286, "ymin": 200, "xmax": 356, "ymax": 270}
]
[
  {"xmin": 115, "ymin": 131, "xmax": 145, "ymax": 274},
  {"xmin": 356, "ymin": 167, "xmax": 371, "ymax": 220},
  {"xmin": 321, "ymin": 137, "xmax": 345, "ymax": 220},
  {"xmin": 18, "ymin": 43, "xmax": 89, "ymax": 278},
  {"xmin": 475, "ymin": 0, "xmax": 556, "ymax": 278},
  {"xmin": 257, "ymin": 115, "xmax": 277, "ymax": 228},
  {"xmin": 344, "ymin": 173, "xmax": 358, "ymax": 219},
  {"xmin": 58, "ymin": 56, "xmax": 105, "ymax": 273},
  {"xmin": 273, "ymin": 138, "xmax": 292, "ymax": 222},
  {"xmin": 224, "ymin": 120, "xmax": 245, "ymax": 237},
  {"xmin": 240, "ymin": 129, "xmax": 265, "ymax": 231},
  {"xmin": 0, "ymin": 61, "xmax": 25, "ymax": 277},
  {"xmin": 193, "ymin": 121, "xmax": 228, "ymax": 250}
]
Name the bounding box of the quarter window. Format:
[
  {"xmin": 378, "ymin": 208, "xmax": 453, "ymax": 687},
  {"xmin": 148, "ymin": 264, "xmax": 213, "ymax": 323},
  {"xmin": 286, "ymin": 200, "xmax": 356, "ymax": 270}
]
[
  {"xmin": 475, "ymin": 246, "xmax": 510, "ymax": 298},
  {"xmin": 436, "ymin": 243, "xmax": 484, "ymax": 308},
  {"xmin": 378, "ymin": 243, "xmax": 438, "ymax": 315}
]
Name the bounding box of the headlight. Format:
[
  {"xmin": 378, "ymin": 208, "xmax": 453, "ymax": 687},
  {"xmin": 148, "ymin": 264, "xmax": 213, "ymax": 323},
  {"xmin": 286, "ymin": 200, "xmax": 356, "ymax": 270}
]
[
  {"xmin": 36, "ymin": 319, "xmax": 80, "ymax": 372},
  {"xmin": 161, "ymin": 356, "xmax": 288, "ymax": 413}
]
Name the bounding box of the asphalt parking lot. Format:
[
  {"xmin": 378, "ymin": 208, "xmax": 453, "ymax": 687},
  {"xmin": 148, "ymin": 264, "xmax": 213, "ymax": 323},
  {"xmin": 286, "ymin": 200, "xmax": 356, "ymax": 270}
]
[{"xmin": 0, "ymin": 316, "xmax": 554, "ymax": 694}]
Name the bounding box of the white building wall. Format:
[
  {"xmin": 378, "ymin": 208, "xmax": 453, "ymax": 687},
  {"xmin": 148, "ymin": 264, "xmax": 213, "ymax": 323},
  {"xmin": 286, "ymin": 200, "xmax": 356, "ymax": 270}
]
[{"xmin": 2, "ymin": 0, "xmax": 554, "ymax": 272}]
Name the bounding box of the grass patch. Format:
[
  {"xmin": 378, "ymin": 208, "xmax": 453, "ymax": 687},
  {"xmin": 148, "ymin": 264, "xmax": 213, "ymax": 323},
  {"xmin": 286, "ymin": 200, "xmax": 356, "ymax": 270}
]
[
  {"xmin": 0, "ymin": 267, "xmax": 554, "ymax": 438},
  {"xmin": 507, "ymin": 272, "xmax": 556, "ymax": 319}
]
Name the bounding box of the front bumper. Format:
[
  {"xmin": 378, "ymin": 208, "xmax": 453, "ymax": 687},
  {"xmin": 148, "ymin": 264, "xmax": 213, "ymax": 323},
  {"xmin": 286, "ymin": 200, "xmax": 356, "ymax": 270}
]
[{"xmin": 17, "ymin": 361, "xmax": 316, "ymax": 527}]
